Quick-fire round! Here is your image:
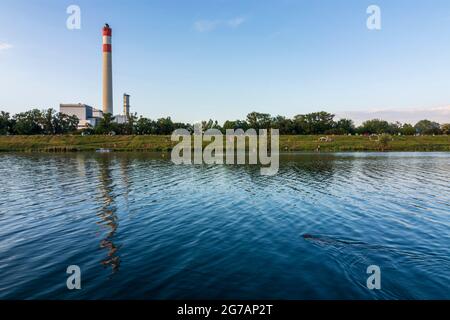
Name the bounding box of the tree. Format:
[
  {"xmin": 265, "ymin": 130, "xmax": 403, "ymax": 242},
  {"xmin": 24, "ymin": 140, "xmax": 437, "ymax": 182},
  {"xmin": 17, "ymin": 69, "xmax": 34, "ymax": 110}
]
[
  {"xmin": 414, "ymin": 120, "xmax": 441, "ymax": 135},
  {"xmin": 54, "ymin": 112, "xmax": 79, "ymax": 134},
  {"xmin": 358, "ymin": 119, "xmax": 391, "ymax": 134},
  {"xmin": 41, "ymin": 108, "xmax": 56, "ymax": 134},
  {"xmin": 293, "ymin": 112, "xmax": 335, "ymax": 134},
  {"xmin": 332, "ymin": 118, "xmax": 355, "ymax": 135},
  {"xmin": 223, "ymin": 120, "xmax": 249, "ymax": 132},
  {"xmin": 201, "ymin": 119, "xmax": 222, "ymax": 132},
  {"xmin": 174, "ymin": 122, "xmax": 193, "ymax": 133},
  {"xmin": 401, "ymin": 123, "xmax": 416, "ymax": 136},
  {"xmin": 123, "ymin": 112, "xmax": 138, "ymax": 135},
  {"xmin": 388, "ymin": 121, "xmax": 402, "ymax": 135},
  {"xmin": 95, "ymin": 113, "xmax": 117, "ymax": 134},
  {"xmin": 271, "ymin": 116, "xmax": 294, "ymax": 134},
  {"xmin": 441, "ymin": 123, "xmax": 450, "ymax": 135},
  {"xmin": 246, "ymin": 112, "xmax": 272, "ymax": 131},
  {"xmin": 0, "ymin": 111, "xmax": 11, "ymax": 135},
  {"xmin": 223, "ymin": 120, "xmax": 237, "ymax": 131},
  {"xmin": 293, "ymin": 115, "xmax": 307, "ymax": 134},
  {"xmin": 135, "ymin": 116, "xmax": 155, "ymax": 135},
  {"xmin": 13, "ymin": 109, "xmax": 44, "ymax": 135},
  {"xmin": 156, "ymin": 117, "xmax": 175, "ymax": 135}
]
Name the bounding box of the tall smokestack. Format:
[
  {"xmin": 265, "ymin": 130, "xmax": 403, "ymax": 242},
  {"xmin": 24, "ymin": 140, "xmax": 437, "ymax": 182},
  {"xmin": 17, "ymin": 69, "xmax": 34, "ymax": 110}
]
[
  {"xmin": 123, "ymin": 94, "xmax": 130, "ymax": 117},
  {"xmin": 102, "ymin": 24, "xmax": 113, "ymax": 115}
]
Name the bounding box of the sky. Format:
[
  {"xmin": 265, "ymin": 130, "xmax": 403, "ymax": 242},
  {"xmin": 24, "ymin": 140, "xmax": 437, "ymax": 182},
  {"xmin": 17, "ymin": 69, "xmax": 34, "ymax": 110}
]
[{"xmin": 1, "ymin": 0, "xmax": 450, "ymax": 124}]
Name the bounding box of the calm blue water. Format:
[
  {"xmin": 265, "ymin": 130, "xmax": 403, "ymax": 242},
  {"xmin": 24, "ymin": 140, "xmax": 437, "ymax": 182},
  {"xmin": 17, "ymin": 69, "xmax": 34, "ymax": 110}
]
[{"xmin": 0, "ymin": 152, "xmax": 449, "ymax": 300}]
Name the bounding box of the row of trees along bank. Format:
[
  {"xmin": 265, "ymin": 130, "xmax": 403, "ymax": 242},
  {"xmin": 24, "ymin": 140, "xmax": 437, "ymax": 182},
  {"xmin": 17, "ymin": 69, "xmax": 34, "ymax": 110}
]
[{"xmin": 1, "ymin": 109, "xmax": 449, "ymax": 136}]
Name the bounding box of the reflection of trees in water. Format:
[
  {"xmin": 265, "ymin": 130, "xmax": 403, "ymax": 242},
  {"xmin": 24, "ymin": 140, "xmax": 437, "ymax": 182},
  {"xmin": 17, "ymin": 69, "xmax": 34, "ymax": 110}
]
[
  {"xmin": 219, "ymin": 154, "xmax": 345, "ymax": 191},
  {"xmin": 96, "ymin": 155, "xmax": 121, "ymax": 275},
  {"xmin": 284, "ymin": 154, "xmax": 337, "ymax": 173},
  {"xmin": 281, "ymin": 154, "xmax": 354, "ymax": 190}
]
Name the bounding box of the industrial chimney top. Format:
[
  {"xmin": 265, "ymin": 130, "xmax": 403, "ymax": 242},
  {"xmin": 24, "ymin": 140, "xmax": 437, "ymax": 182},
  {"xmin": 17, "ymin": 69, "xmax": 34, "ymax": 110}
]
[{"xmin": 103, "ymin": 24, "xmax": 112, "ymax": 37}]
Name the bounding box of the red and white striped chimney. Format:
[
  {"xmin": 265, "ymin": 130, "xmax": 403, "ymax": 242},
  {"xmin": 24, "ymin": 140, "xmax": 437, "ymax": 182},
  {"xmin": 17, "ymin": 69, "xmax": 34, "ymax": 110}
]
[{"xmin": 102, "ymin": 24, "xmax": 113, "ymax": 115}]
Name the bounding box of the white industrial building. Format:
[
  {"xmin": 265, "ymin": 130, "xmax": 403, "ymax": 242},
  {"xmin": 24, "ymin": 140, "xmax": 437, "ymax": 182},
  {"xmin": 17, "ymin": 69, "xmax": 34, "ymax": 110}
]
[
  {"xmin": 59, "ymin": 93, "xmax": 131, "ymax": 129},
  {"xmin": 60, "ymin": 104, "xmax": 103, "ymax": 129}
]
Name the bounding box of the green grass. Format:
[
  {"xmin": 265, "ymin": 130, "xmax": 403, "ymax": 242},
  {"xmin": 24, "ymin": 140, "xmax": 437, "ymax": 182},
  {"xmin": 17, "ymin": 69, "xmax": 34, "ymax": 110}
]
[
  {"xmin": 280, "ymin": 135, "xmax": 450, "ymax": 152},
  {"xmin": 0, "ymin": 134, "xmax": 448, "ymax": 152}
]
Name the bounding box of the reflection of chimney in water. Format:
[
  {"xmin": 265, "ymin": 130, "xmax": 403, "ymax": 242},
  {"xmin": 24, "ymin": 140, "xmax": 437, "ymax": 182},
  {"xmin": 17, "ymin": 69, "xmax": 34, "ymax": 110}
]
[{"xmin": 97, "ymin": 156, "xmax": 120, "ymax": 275}]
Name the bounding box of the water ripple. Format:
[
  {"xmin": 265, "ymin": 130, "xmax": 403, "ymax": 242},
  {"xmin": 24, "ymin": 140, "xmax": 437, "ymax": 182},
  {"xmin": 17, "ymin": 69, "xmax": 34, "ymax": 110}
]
[{"xmin": 0, "ymin": 152, "xmax": 449, "ymax": 299}]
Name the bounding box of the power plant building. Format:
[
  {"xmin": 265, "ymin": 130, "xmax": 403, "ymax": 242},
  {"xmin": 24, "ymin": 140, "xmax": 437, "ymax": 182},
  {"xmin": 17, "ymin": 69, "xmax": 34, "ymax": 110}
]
[{"xmin": 60, "ymin": 104, "xmax": 103, "ymax": 129}]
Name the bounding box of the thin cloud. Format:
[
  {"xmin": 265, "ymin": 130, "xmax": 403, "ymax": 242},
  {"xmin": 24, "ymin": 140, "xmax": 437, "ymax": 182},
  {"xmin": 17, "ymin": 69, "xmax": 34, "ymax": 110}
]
[
  {"xmin": 337, "ymin": 106, "xmax": 450, "ymax": 125},
  {"xmin": 194, "ymin": 20, "xmax": 221, "ymax": 32},
  {"xmin": 0, "ymin": 42, "xmax": 13, "ymax": 51},
  {"xmin": 194, "ymin": 17, "xmax": 246, "ymax": 32},
  {"xmin": 227, "ymin": 17, "xmax": 246, "ymax": 28}
]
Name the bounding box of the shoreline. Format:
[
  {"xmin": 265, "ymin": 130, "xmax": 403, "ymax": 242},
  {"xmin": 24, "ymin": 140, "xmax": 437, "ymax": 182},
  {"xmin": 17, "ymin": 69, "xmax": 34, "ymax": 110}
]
[{"xmin": 0, "ymin": 135, "xmax": 449, "ymax": 152}]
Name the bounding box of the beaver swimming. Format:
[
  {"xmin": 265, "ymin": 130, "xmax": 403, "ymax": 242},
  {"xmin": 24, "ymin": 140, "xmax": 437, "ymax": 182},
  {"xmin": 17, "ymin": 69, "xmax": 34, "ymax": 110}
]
[
  {"xmin": 302, "ymin": 234, "xmax": 364, "ymax": 246},
  {"xmin": 302, "ymin": 234, "xmax": 397, "ymax": 251}
]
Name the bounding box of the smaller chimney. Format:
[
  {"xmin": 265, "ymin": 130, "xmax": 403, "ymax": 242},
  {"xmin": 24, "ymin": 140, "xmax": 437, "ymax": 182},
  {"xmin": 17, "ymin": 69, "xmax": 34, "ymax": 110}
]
[{"xmin": 123, "ymin": 94, "xmax": 130, "ymax": 117}]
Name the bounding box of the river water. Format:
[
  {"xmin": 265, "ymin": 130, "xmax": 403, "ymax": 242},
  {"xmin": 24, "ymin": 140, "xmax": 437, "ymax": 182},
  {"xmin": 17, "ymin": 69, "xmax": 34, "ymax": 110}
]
[{"xmin": 0, "ymin": 152, "xmax": 449, "ymax": 299}]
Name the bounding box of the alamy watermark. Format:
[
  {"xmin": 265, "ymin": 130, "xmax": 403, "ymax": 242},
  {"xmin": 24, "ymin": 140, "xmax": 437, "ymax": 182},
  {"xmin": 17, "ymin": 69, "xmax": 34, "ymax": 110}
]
[
  {"xmin": 367, "ymin": 5, "xmax": 381, "ymax": 30},
  {"xmin": 171, "ymin": 124, "xmax": 279, "ymax": 176},
  {"xmin": 66, "ymin": 265, "xmax": 81, "ymax": 290},
  {"xmin": 66, "ymin": 5, "xmax": 81, "ymax": 30},
  {"xmin": 366, "ymin": 265, "xmax": 381, "ymax": 290}
]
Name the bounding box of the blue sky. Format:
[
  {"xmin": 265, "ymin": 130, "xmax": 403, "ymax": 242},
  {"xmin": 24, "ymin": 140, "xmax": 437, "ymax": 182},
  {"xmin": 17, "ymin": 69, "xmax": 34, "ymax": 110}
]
[{"xmin": 1, "ymin": 0, "xmax": 450, "ymax": 123}]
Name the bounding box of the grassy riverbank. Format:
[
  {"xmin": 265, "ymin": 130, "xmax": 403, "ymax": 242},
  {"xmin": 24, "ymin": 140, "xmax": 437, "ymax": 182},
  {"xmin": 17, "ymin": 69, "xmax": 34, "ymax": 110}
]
[{"xmin": 0, "ymin": 135, "xmax": 449, "ymax": 152}]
